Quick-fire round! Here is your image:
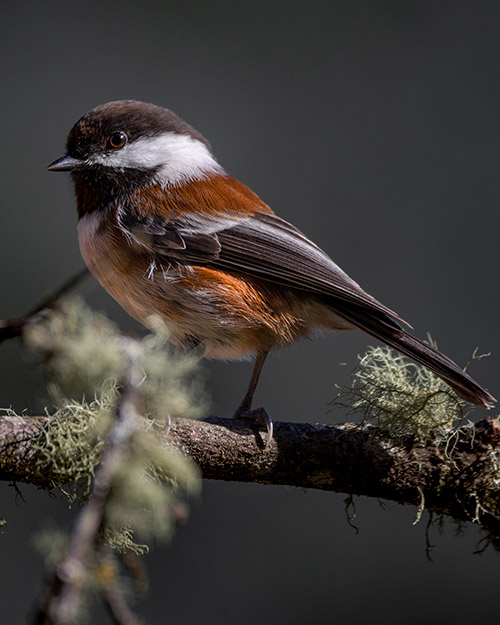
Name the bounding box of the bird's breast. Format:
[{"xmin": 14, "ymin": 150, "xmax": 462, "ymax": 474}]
[{"xmin": 77, "ymin": 210, "xmax": 166, "ymax": 326}]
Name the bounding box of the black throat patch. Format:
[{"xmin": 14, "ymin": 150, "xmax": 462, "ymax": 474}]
[{"xmin": 72, "ymin": 166, "xmax": 160, "ymax": 218}]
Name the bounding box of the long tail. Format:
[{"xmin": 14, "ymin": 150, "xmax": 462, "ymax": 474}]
[{"xmin": 330, "ymin": 301, "xmax": 496, "ymax": 409}]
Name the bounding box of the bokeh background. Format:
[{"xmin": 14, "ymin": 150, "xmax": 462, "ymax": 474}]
[{"xmin": 1, "ymin": 1, "xmax": 499, "ymax": 623}]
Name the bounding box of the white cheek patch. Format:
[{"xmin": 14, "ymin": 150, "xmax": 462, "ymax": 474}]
[{"xmin": 88, "ymin": 132, "xmax": 224, "ymax": 186}]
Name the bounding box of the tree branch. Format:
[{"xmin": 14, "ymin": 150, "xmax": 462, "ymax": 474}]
[
  {"xmin": 0, "ymin": 268, "xmax": 88, "ymax": 344},
  {"xmin": 2, "ymin": 273, "xmax": 498, "ymax": 541},
  {"xmin": 1, "ymin": 412, "xmax": 500, "ymax": 541}
]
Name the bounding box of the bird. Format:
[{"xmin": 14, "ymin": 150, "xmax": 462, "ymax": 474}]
[{"xmin": 48, "ymin": 100, "xmax": 496, "ymax": 442}]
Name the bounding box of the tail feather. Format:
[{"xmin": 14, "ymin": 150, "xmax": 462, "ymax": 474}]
[{"xmin": 331, "ymin": 302, "xmax": 496, "ymax": 409}]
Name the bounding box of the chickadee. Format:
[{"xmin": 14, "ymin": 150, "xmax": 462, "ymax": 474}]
[{"xmin": 48, "ymin": 100, "xmax": 496, "ymax": 440}]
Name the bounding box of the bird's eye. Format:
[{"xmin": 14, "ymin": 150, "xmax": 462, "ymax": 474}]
[{"xmin": 107, "ymin": 131, "xmax": 128, "ymax": 149}]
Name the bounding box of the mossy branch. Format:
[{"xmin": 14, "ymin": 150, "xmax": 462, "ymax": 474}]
[
  {"xmin": 1, "ymin": 287, "xmax": 498, "ymax": 561},
  {"xmin": 1, "ymin": 412, "xmax": 500, "ymax": 543}
]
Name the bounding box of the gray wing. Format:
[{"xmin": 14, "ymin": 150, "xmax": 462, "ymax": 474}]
[{"xmin": 119, "ymin": 209, "xmax": 407, "ymax": 324}]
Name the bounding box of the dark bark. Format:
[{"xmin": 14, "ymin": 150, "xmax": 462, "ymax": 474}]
[{"xmin": 1, "ymin": 413, "xmax": 500, "ymax": 542}]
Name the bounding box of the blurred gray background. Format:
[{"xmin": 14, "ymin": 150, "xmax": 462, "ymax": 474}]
[{"xmin": 1, "ymin": 1, "xmax": 499, "ymax": 623}]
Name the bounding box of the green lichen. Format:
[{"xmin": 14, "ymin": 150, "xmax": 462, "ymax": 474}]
[
  {"xmin": 32, "ymin": 529, "xmax": 69, "ymax": 571},
  {"xmin": 488, "ymin": 446, "xmax": 500, "ymax": 490},
  {"xmin": 33, "ymin": 527, "xmax": 134, "ymax": 620},
  {"xmin": 24, "ymin": 297, "xmax": 125, "ymax": 402},
  {"xmin": 102, "ymin": 527, "xmax": 149, "ymax": 556},
  {"xmin": 31, "ymin": 392, "xmax": 113, "ymax": 500},
  {"xmin": 28, "ymin": 386, "xmax": 200, "ymax": 552},
  {"xmin": 334, "ymin": 344, "xmax": 467, "ymax": 442},
  {"xmin": 334, "ymin": 344, "xmax": 500, "ymax": 538},
  {"xmin": 22, "ymin": 296, "xmax": 206, "ymax": 553},
  {"xmin": 103, "ymin": 427, "xmax": 200, "ymax": 550},
  {"xmin": 24, "ymin": 297, "xmax": 207, "ymax": 419}
]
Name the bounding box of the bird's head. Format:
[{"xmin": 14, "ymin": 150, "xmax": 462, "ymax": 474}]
[{"xmin": 48, "ymin": 100, "xmax": 223, "ymax": 213}]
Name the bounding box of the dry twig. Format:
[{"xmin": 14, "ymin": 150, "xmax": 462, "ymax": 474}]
[{"xmin": 34, "ymin": 340, "xmax": 143, "ymax": 625}]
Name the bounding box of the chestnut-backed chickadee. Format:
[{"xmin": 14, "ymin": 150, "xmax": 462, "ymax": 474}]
[{"xmin": 48, "ymin": 100, "xmax": 496, "ymax": 441}]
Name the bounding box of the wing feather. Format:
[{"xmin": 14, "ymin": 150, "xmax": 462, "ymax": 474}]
[{"xmin": 120, "ymin": 207, "xmax": 408, "ymax": 324}]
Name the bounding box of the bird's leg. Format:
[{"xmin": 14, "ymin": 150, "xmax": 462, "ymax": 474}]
[
  {"xmin": 237, "ymin": 351, "xmax": 268, "ymax": 412},
  {"xmin": 234, "ymin": 351, "xmax": 273, "ymax": 446}
]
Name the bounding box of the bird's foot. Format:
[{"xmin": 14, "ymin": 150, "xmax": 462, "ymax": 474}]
[{"xmin": 233, "ymin": 405, "xmax": 273, "ymax": 448}]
